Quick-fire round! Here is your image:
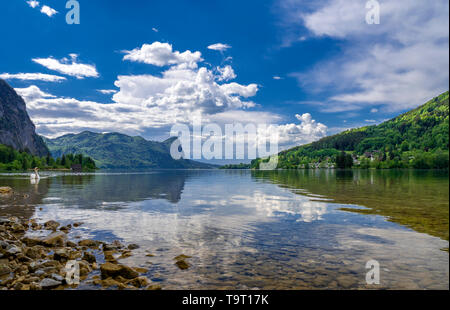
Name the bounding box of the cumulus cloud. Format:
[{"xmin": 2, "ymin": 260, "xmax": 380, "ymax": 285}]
[
  {"xmin": 17, "ymin": 41, "xmax": 327, "ymax": 151},
  {"xmin": 279, "ymin": 0, "xmax": 449, "ymax": 112},
  {"xmin": 17, "ymin": 83, "xmax": 327, "ymax": 152},
  {"xmin": 14, "ymin": 52, "xmax": 260, "ymax": 137},
  {"xmin": 32, "ymin": 54, "xmax": 99, "ymax": 79},
  {"xmin": 113, "ymin": 42, "xmax": 259, "ymax": 125},
  {"xmin": 207, "ymin": 43, "xmax": 232, "ymax": 52},
  {"xmin": 208, "ymin": 110, "xmax": 282, "ymax": 125},
  {"xmin": 275, "ymin": 113, "xmax": 327, "ymax": 147},
  {"xmin": 0, "ymin": 72, "xmax": 66, "ymax": 82},
  {"xmin": 15, "ymin": 85, "xmax": 55, "ymax": 101},
  {"xmin": 123, "ymin": 42, "xmax": 203, "ymax": 69},
  {"xmin": 219, "ymin": 82, "xmax": 258, "ymax": 98},
  {"xmin": 97, "ymin": 89, "xmax": 117, "ymax": 95},
  {"xmin": 15, "ymin": 85, "xmax": 140, "ymax": 137},
  {"xmin": 26, "ymin": 1, "xmax": 39, "ymax": 9},
  {"xmin": 40, "ymin": 5, "xmax": 57, "ymax": 17},
  {"xmin": 216, "ymin": 65, "xmax": 236, "ymax": 81},
  {"xmin": 204, "ymin": 112, "xmax": 327, "ymax": 159},
  {"xmin": 113, "ymin": 68, "xmax": 257, "ymax": 120}
]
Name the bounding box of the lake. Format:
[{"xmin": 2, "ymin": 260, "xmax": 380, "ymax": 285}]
[{"xmin": 0, "ymin": 169, "xmax": 448, "ymax": 289}]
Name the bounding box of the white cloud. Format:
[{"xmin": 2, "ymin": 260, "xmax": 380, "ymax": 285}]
[
  {"xmin": 113, "ymin": 42, "xmax": 259, "ymax": 125},
  {"xmin": 370, "ymin": 108, "xmax": 378, "ymax": 113},
  {"xmin": 40, "ymin": 5, "xmax": 57, "ymax": 17},
  {"xmin": 273, "ymin": 76, "xmax": 282, "ymax": 80},
  {"xmin": 0, "ymin": 72, "xmax": 66, "ymax": 82},
  {"xmin": 207, "ymin": 43, "xmax": 232, "ymax": 52},
  {"xmin": 16, "ymin": 40, "xmax": 261, "ymax": 138},
  {"xmin": 216, "ymin": 65, "xmax": 236, "ymax": 81},
  {"xmin": 17, "ymin": 84, "xmax": 326, "ymax": 151},
  {"xmin": 123, "ymin": 42, "xmax": 203, "ymax": 69},
  {"xmin": 97, "ymin": 89, "xmax": 117, "ymax": 95},
  {"xmin": 27, "ymin": 1, "xmax": 39, "ymax": 9},
  {"xmin": 208, "ymin": 110, "xmax": 282, "ymax": 125},
  {"xmin": 113, "ymin": 67, "xmax": 258, "ymax": 120},
  {"xmin": 219, "ymin": 82, "xmax": 258, "ymax": 98},
  {"xmin": 221, "ymin": 112, "xmax": 328, "ymax": 156},
  {"xmin": 279, "ymin": 0, "xmax": 449, "ymax": 112},
  {"xmin": 32, "ymin": 54, "xmax": 99, "ymax": 79},
  {"xmin": 15, "ymin": 85, "xmax": 138, "ymax": 138},
  {"xmin": 17, "ymin": 41, "xmax": 327, "ymax": 150},
  {"xmin": 15, "ymin": 85, "xmax": 55, "ymax": 101},
  {"xmin": 276, "ymin": 113, "xmax": 327, "ymax": 147}
]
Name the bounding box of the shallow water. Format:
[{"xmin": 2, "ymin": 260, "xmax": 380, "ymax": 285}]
[{"xmin": 0, "ymin": 169, "xmax": 448, "ymax": 289}]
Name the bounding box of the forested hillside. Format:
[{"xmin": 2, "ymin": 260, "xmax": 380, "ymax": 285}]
[
  {"xmin": 251, "ymin": 91, "xmax": 449, "ymax": 169},
  {"xmin": 44, "ymin": 131, "xmax": 217, "ymax": 169},
  {"xmin": 0, "ymin": 143, "xmax": 96, "ymax": 171}
]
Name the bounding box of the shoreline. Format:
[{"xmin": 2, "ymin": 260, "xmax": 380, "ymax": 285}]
[{"xmin": 0, "ymin": 187, "xmax": 172, "ymax": 290}]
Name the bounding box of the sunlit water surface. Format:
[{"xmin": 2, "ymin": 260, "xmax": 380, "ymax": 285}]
[{"xmin": 0, "ymin": 169, "xmax": 448, "ymax": 289}]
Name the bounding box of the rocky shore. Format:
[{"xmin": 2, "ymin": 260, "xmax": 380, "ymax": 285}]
[
  {"xmin": 0, "ymin": 215, "xmax": 165, "ymax": 290},
  {"xmin": 0, "ymin": 186, "xmax": 168, "ymax": 290}
]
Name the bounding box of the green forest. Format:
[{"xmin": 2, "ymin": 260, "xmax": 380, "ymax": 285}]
[
  {"xmin": 0, "ymin": 144, "xmax": 97, "ymax": 172},
  {"xmin": 251, "ymin": 91, "xmax": 449, "ymax": 170}
]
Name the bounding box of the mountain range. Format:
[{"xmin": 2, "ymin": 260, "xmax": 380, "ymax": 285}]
[
  {"xmin": 1, "ymin": 78, "xmax": 448, "ymax": 170},
  {"xmin": 43, "ymin": 131, "xmax": 217, "ymax": 169}
]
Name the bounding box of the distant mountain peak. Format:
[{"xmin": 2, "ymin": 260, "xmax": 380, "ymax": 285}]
[{"xmin": 44, "ymin": 131, "xmax": 216, "ymax": 169}]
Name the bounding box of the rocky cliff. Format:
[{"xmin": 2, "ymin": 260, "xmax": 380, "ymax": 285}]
[{"xmin": 0, "ymin": 79, "xmax": 49, "ymax": 156}]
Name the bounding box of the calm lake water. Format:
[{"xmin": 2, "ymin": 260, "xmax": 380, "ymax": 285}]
[{"xmin": 0, "ymin": 169, "xmax": 448, "ymax": 289}]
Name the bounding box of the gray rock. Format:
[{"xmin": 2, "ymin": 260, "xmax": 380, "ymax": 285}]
[
  {"xmin": 51, "ymin": 273, "xmax": 65, "ymax": 282},
  {"xmin": 6, "ymin": 245, "xmax": 22, "ymax": 255},
  {"xmin": 34, "ymin": 270, "xmax": 45, "ymax": 276},
  {"xmin": 0, "ymin": 218, "xmax": 11, "ymax": 225},
  {"xmin": 0, "ymin": 240, "xmax": 9, "ymax": 249},
  {"xmin": 53, "ymin": 248, "xmax": 69, "ymax": 262},
  {"xmin": 0, "ymin": 264, "xmax": 11, "ymax": 276},
  {"xmin": 21, "ymin": 236, "xmax": 41, "ymax": 247},
  {"xmin": 39, "ymin": 278, "xmax": 62, "ymax": 289},
  {"xmin": 41, "ymin": 231, "xmax": 67, "ymax": 247},
  {"xmin": 127, "ymin": 244, "xmax": 140, "ymax": 250},
  {"xmin": 82, "ymin": 251, "xmax": 96, "ymax": 263},
  {"xmin": 44, "ymin": 220, "xmax": 60, "ymax": 231}
]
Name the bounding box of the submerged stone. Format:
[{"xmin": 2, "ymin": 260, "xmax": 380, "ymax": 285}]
[
  {"xmin": 40, "ymin": 278, "xmax": 62, "ymax": 289},
  {"xmin": 44, "ymin": 220, "xmax": 60, "ymax": 231},
  {"xmin": 175, "ymin": 260, "xmax": 190, "ymax": 270},
  {"xmin": 41, "ymin": 231, "xmax": 67, "ymax": 247},
  {"xmin": 100, "ymin": 262, "xmax": 138, "ymax": 279}
]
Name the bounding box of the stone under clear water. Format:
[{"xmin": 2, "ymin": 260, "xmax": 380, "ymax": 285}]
[{"xmin": 0, "ymin": 169, "xmax": 448, "ymax": 289}]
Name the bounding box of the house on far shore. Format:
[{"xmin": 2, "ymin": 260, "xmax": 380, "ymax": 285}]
[{"xmin": 71, "ymin": 164, "xmax": 82, "ymax": 172}]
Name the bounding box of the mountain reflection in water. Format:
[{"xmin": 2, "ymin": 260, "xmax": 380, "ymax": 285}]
[{"xmin": 0, "ymin": 170, "xmax": 448, "ymax": 289}]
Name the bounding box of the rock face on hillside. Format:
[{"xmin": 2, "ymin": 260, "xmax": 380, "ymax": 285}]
[{"xmin": 0, "ymin": 79, "xmax": 49, "ymax": 156}]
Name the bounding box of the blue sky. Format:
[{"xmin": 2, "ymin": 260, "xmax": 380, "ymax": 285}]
[{"xmin": 0, "ymin": 0, "xmax": 448, "ymax": 148}]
